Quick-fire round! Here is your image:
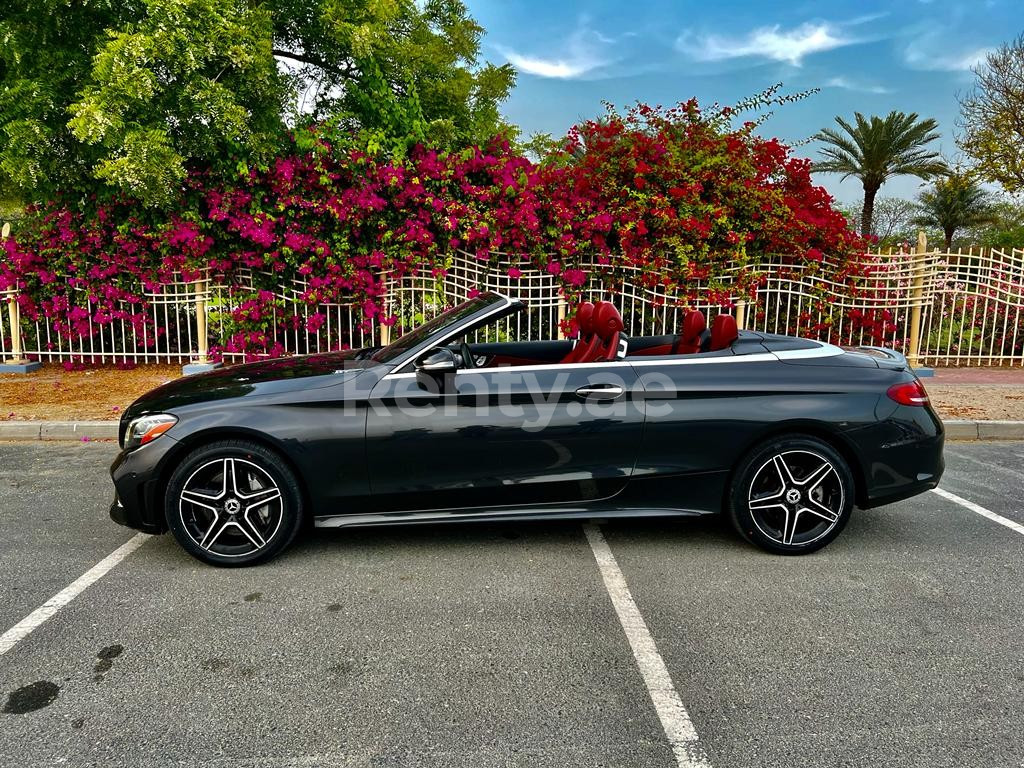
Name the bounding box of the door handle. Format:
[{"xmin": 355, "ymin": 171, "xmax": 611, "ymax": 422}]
[{"xmin": 575, "ymin": 384, "xmax": 625, "ymax": 400}]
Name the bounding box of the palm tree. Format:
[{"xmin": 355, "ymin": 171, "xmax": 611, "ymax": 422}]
[
  {"xmin": 912, "ymin": 172, "xmax": 994, "ymax": 250},
  {"xmin": 815, "ymin": 112, "xmax": 948, "ymax": 237}
]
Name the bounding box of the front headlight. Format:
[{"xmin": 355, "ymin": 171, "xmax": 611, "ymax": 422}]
[{"xmin": 123, "ymin": 413, "xmax": 177, "ymax": 450}]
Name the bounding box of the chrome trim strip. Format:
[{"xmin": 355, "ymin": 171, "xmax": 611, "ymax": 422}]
[
  {"xmin": 628, "ymin": 353, "xmax": 778, "ymax": 366},
  {"xmin": 772, "ymin": 342, "xmax": 845, "ymax": 360},
  {"xmin": 386, "ymin": 360, "xmax": 635, "ymax": 380},
  {"xmin": 383, "ymin": 335, "xmax": 845, "ymax": 379}
]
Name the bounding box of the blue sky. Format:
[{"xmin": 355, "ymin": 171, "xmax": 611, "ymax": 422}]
[{"xmin": 467, "ymin": 0, "xmax": 1023, "ymax": 206}]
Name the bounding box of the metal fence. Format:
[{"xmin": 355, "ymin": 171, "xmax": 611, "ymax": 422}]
[{"xmin": 3, "ymin": 237, "xmax": 1024, "ymax": 367}]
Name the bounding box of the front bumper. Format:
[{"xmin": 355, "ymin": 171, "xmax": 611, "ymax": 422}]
[{"xmin": 109, "ymin": 435, "xmax": 179, "ymax": 533}]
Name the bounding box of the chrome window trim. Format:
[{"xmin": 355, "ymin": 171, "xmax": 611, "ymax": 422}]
[
  {"xmin": 628, "ymin": 353, "xmax": 777, "ymax": 366},
  {"xmin": 384, "ymin": 360, "xmax": 634, "ymax": 380},
  {"xmin": 380, "ymin": 329, "xmax": 843, "ymax": 380},
  {"xmin": 381, "ymin": 341, "xmax": 846, "ymax": 380}
]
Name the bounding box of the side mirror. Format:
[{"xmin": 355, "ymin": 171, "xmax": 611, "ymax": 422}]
[{"xmin": 414, "ymin": 346, "xmax": 459, "ymax": 374}]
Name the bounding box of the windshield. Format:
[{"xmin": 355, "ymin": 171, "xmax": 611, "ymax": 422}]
[{"xmin": 371, "ymin": 293, "xmax": 506, "ymax": 364}]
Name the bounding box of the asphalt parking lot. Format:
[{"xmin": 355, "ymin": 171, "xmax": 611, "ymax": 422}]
[{"xmin": 0, "ymin": 441, "xmax": 1022, "ymax": 768}]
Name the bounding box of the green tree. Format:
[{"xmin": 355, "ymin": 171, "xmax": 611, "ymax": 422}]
[
  {"xmin": 841, "ymin": 197, "xmax": 918, "ymax": 249},
  {"xmin": 271, "ymin": 0, "xmax": 516, "ymax": 147},
  {"xmin": 1, "ymin": 0, "xmax": 286, "ymax": 206},
  {"xmin": 67, "ymin": 0, "xmax": 285, "ymax": 206},
  {"xmin": 959, "ymin": 198, "xmax": 1024, "ymax": 250},
  {"xmin": 958, "ymin": 36, "xmax": 1024, "ymax": 194},
  {"xmin": 912, "ymin": 172, "xmax": 993, "ymax": 250},
  {"xmin": 814, "ymin": 111, "xmax": 947, "ymax": 237},
  {"xmin": 0, "ymin": 1, "xmax": 140, "ymax": 204},
  {"xmin": 520, "ymin": 132, "xmax": 558, "ymax": 162},
  {"xmin": 0, "ymin": 0, "xmax": 515, "ymax": 206}
]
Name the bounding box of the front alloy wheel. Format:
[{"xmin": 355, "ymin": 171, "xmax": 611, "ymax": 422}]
[
  {"xmin": 729, "ymin": 436, "xmax": 854, "ymax": 555},
  {"xmin": 165, "ymin": 440, "xmax": 303, "ymax": 566}
]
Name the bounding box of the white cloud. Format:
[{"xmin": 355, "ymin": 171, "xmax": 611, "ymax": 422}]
[
  {"xmin": 497, "ymin": 22, "xmax": 615, "ymax": 79},
  {"xmin": 905, "ymin": 45, "xmax": 990, "ymax": 71},
  {"xmin": 677, "ymin": 22, "xmax": 854, "ymax": 67},
  {"xmin": 825, "ymin": 76, "xmax": 893, "ymax": 94},
  {"xmin": 499, "ymin": 50, "xmax": 601, "ymax": 79},
  {"xmin": 902, "ymin": 21, "xmax": 992, "ymax": 72}
]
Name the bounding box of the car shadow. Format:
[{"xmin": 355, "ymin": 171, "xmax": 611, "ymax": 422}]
[
  {"xmin": 143, "ymin": 504, "xmax": 924, "ymax": 570},
  {"xmin": 289, "ymin": 512, "xmax": 739, "ymax": 559}
]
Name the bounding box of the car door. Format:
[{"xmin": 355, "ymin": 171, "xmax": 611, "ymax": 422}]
[{"xmin": 364, "ymin": 361, "xmax": 644, "ymax": 513}]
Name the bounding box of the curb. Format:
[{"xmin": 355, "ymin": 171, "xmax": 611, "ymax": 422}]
[
  {"xmin": 2, "ymin": 419, "xmax": 1024, "ymax": 443},
  {"xmin": 943, "ymin": 419, "xmax": 1024, "ymax": 441},
  {"xmin": 0, "ymin": 421, "xmax": 118, "ymax": 441}
]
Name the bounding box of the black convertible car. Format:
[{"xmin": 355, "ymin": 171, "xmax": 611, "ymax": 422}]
[{"xmin": 110, "ymin": 292, "xmax": 944, "ymax": 566}]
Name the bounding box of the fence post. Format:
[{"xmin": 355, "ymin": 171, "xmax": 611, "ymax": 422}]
[
  {"xmin": 1, "ymin": 222, "xmax": 41, "ymax": 372},
  {"xmin": 557, "ymin": 295, "xmax": 568, "ymax": 340},
  {"xmin": 378, "ymin": 271, "xmax": 392, "ymax": 347},
  {"xmin": 181, "ymin": 276, "xmax": 221, "ymax": 375},
  {"xmin": 195, "ymin": 278, "xmax": 209, "ymax": 364},
  {"xmin": 4, "ymin": 290, "xmax": 21, "ymax": 362},
  {"xmin": 734, "ymin": 299, "xmax": 746, "ymax": 330},
  {"xmin": 907, "ymin": 231, "xmax": 927, "ymax": 369}
]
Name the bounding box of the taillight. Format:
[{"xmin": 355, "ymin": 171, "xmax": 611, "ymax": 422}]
[{"xmin": 887, "ymin": 380, "xmax": 930, "ymax": 406}]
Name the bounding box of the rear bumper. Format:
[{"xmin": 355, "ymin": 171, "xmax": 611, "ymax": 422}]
[
  {"xmin": 109, "ymin": 436, "xmax": 178, "ymax": 533},
  {"xmin": 857, "ymin": 405, "xmax": 945, "ymax": 509}
]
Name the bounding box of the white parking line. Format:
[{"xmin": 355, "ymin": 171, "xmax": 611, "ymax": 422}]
[
  {"xmin": 583, "ymin": 524, "xmax": 712, "ymax": 768},
  {"xmin": 932, "ymin": 487, "xmax": 1024, "ymax": 537},
  {"xmin": 0, "ymin": 533, "xmax": 151, "ymax": 659}
]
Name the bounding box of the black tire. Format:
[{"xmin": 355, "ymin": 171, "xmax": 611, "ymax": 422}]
[
  {"xmin": 727, "ymin": 435, "xmax": 854, "ymax": 555},
  {"xmin": 165, "ymin": 439, "xmax": 304, "ymax": 567}
]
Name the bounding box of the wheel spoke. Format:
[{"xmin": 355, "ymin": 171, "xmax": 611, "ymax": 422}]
[
  {"xmin": 796, "ymin": 461, "xmax": 833, "ymax": 491},
  {"xmin": 225, "ymin": 458, "xmax": 242, "ymax": 497},
  {"xmin": 180, "ymin": 489, "xmax": 220, "ymax": 511},
  {"xmin": 772, "ymin": 455, "xmax": 795, "ymax": 486},
  {"xmin": 749, "ymin": 497, "xmax": 788, "ymax": 512},
  {"xmin": 199, "ymin": 514, "xmax": 227, "ymax": 550},
  {"xmin": 750, "ymin": 482, "xmax": 785, "ymax": 500},
  {"xmin": 781, "ymin": 508, "xmax": 800, "ymax": 546},
  {"xmin": 243, "ymin": 488, "xmax": 281, "ymax": 513},
  {"xmin": 802, "ymin": 497, "xmax": 839, "ymax": 523},
  {"xmin": 233, "ymin": 515, "xmax": 266, "ymax": 549}
]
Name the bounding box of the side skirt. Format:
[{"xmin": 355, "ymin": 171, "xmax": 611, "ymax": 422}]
[{"xmin": 314, "ymin": 506, "xmax": 712, "ymax": 529}]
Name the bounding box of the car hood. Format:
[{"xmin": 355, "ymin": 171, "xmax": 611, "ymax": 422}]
[{"xmin": 123, "ymin": 351, "xmax": 379, "ymax": 418}]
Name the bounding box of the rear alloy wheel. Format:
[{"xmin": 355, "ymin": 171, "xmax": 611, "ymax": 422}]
[
  {"xmin": 728, "ymin": 436, "xmax": 854, "ymax": 555},
  {"xmin": 165, "ymin": 440, "xmax": 303, "ymax": 566}
]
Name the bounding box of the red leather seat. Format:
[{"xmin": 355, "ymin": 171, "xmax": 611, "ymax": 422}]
[
  {"xmin": 675, "ymin": 310, "xmax": 706, "ymax": 354},
  {"xmin": 627, "ymin": 337, "xmax": 674, "ymax": 356},
  {"xmin": 592, "ymin": 302, "xmax": 626, "ymax": 362},
  {"xmin": 709, "ymin": 314, "xmax": 738, "ymax": 351},
  {"xmin": 627, "ymin": 308, "xmax": 705, "ymax": 357},
  {"xmin": 561, "ymin": 301, "xmax": 599, "ymax": 363}
]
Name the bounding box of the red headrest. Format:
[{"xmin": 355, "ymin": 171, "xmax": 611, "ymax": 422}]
[
  {"xmin": 576, "ymin": 302, "xmax": 596, "ymax": 335},
  {"xmin": 594, "ymin": 301, "xmax": 624, "ymax": 338},
  {"xmin": 710, "ymin": 314, "xmax": 738, "ymax": 351},
  {"xmin": 680, "ymin": 310, "xmax": 706, "ymax": 344}
]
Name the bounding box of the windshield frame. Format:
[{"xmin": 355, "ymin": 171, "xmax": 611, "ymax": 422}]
[{"xmin": 371, "ymin": 292, "xmax": 517, "ymax": 369}]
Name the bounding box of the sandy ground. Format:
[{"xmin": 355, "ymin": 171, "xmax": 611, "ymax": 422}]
[
  {"xmin": 0, "ymin": 365, "xmax": 180, "ymax": 421},
  {"xmin": 927, "ymin": 384, "xmax": 1024, "ymax": 421},
  {"xmin": 1, "ymin": 363, "xmax": 1024, "ymax": 422},
  {"xmin": 926, "ymin": 366, "xmax": 1024, "ymax": 421}
]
